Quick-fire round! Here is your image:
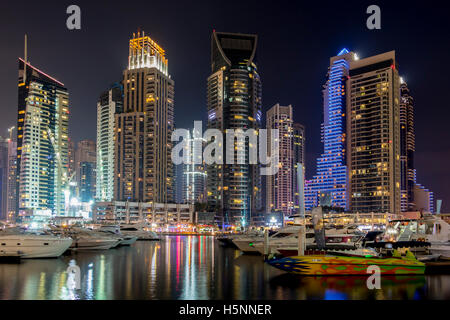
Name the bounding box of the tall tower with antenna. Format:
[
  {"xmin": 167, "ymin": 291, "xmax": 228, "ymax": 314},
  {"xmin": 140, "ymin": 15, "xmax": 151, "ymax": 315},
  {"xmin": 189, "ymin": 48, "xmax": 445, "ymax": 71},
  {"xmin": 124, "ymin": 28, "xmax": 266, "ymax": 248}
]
[{"xmin": 16, "ymin": 35, "xmax": 70, "ymax": 219}]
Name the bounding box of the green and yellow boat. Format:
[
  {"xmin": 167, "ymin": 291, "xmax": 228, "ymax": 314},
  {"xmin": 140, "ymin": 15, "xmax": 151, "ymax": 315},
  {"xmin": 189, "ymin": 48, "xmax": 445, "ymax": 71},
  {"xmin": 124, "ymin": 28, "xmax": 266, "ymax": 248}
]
[{"xmin": 267, "ymin": 251, "xmax": 425, "ymax": 275}]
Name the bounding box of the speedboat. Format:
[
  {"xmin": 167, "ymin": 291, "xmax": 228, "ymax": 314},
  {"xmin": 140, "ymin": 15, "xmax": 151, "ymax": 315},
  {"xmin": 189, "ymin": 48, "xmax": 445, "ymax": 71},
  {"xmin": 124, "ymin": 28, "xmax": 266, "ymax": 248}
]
[
  {"xmin": 278, "ymin": 246, "xmax": 379, "ymax": 257},
  {"xmin": 267, "ymin": 249, "xmax": 425, "ymax": 275},
  {"xmin": 0, "ymin": 227, "xmax": 72, "ymax": 258}
]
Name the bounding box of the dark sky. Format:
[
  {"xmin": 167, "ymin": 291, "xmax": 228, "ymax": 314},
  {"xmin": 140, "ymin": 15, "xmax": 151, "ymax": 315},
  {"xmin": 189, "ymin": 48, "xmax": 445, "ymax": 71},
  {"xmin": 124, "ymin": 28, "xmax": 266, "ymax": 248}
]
[{"xmin": 1, "ymin": 0, "xmax": 449, "ymax": 211}]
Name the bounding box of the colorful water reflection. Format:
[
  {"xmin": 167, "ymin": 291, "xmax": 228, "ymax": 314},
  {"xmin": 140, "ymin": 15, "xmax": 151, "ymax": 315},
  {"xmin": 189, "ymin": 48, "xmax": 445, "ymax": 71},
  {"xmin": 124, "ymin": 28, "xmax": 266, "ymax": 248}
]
[{"xmin": 0, "ymin": 236, "xmax": 448, "ymax": 300}]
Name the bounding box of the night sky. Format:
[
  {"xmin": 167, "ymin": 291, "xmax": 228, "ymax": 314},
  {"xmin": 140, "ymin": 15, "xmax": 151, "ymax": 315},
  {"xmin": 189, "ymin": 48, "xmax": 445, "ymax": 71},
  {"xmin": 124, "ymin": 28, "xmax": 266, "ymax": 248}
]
[{"xmin": 0, "ymin": 0, "xmax": 449, "ymax": 210}]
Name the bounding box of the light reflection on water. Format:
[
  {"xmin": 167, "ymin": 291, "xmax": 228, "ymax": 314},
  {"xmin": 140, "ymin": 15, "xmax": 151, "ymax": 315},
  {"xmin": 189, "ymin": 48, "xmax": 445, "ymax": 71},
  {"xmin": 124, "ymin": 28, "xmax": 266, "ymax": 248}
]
[{"xmin": 0, "ymin": 235, "xmax": 448, "ymax": 300}]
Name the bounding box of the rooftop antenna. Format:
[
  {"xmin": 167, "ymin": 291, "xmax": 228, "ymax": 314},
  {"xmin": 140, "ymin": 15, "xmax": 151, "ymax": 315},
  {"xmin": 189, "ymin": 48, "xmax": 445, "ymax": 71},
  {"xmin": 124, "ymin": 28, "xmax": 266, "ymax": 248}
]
[{"xmin": 23, "ymin": 34, "xmax": 28, "ymax": 84}]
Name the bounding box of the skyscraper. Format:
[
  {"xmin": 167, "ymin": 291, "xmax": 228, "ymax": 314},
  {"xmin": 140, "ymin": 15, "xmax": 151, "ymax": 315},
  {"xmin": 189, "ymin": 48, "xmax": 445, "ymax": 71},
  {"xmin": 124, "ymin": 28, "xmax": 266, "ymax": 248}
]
[
  {"xmin": 96, "ymin": 83, "xmax": 123, "ymax": 202},
  {"xmin": 346, "ymin": 51, "xmax": 401, "ymax": 214},
  {"xmin": 115, "ymin": 31, "xmax": 175, "ymax": 203},
  {"xmin": 292, "ymin": 123, "xmax": 305, "ymax": 211},
  {"xmin": 206, "ymin": 31, "xmax": 262, "ymax": 226},
  {"xmin": 68, "ymin": 138, "xmax": 75, "ymax": 181},
  {"xmin": 0, "ymin": 136, "xmax": 8, "ymax": 220},
  {"xmin": 305, "ymin": 49, "xmax": 356, "ymax": 210},
  {"xmin": 75, "ymin": 140, "xmax": 96, "ymax": 202},
  {"xmin": 398, "ymin": 80, "xmax": 434, "ymax": 212},
  {"xmin": 17, "ymin": 58, "xmax": 69, "ymax": 217},
  {"xmin": 6, "ymin": 130, "xmax": 17, "ymax": 221},
  {"xmin": 182, "ymin": 128, "xmax": 207, "ymax": 204},
  {"xmin": 266, "ymin": 104, "xmax": 294, "ymax": 217},
  {"xmin": 399, "ymin": 81, "xmax": 416, "ymax": 211}
]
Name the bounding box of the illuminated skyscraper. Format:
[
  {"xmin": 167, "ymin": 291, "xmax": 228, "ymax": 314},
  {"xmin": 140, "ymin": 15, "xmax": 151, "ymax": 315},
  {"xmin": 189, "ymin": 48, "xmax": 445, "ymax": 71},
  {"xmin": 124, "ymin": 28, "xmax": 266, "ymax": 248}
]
[
  {"xmin": 399, "ymin": 81, "xmax": 415, "ymax": 211},
  {"xmin": 68, "ymin": 139, "xmax": 75, "ymax": 181},
  {"xmin": 115, "ymin": 31, "xmax": 174, "ymax": 203},
  {"xmin": 398, "ymin": 80, "xmax": 434, "ymax": 212},
  {"xmin": 17, "ymin": 58, "xmax": 69, "ymax": 217},
  {"xmin": 96, "ymin": 83, "xmax": 123, "ymax": 202},
  {"xmin": 0, "ymin": 136, "xmax": 8, "ymax": 220},
  {"xmin": 266, "ymin": 104, "xmax": 294, "ymax": 217},
  {"xmin": 347, "ymin": 51, "xmax": 401, "ymax": 214},
  {"xmin": 75, "ymin": 140, "xmax": 96, "ymax": 202},
  {"xmin": 6, "ymin": 129, "xmax": 17, "ymax": 221},
  {"xmin": 206, "ymin": 31, "xmax": 262, "ymax": 226},
  {"xmin": 182, "ymin": 129, "xmax": 207, "ymax": 204},
  {"xmin": 293, "ymin": 123, "xmax": 305, "ymax": 211},
  {"xmin": 305, "ymin": 49, "xmax": 356, "ymax": 210}
]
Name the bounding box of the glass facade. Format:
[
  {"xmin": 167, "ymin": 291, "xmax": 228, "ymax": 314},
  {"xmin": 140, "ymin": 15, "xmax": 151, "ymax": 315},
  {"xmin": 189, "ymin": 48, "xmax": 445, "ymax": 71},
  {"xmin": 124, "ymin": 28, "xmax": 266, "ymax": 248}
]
[
  {"xmin": 17, "ymin": 58, "xmax": 69, "ymax": 217},
  {"xmin": 305, "ymin": 49, "xmax": 355, "ymax": 210},
  {"xmin": 207, "ymin": 31, "xmax": 262, "ymax": 226}
]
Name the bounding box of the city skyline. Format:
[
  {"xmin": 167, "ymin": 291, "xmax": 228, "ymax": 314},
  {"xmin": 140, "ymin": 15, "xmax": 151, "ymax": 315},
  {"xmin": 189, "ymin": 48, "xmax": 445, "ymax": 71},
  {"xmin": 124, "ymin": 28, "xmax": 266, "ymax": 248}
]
[{"xmin": 0, "ymin": 1, "xmax": 448, "ymax": 210}]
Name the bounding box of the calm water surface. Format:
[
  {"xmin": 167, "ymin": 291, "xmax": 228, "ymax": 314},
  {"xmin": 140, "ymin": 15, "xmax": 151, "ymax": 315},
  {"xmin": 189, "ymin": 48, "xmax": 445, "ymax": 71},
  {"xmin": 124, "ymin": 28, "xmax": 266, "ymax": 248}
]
[{"xmin": 0, "ymin": 235, "xmax": 448, "ymax": 300}]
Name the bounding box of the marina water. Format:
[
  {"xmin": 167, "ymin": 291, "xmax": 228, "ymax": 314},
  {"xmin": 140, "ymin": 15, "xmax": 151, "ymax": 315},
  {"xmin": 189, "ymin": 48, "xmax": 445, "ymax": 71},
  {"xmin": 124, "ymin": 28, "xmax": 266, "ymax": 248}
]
[{"xmin": 0, "ymin": 236, "xmax": 448, "ymax": 300}]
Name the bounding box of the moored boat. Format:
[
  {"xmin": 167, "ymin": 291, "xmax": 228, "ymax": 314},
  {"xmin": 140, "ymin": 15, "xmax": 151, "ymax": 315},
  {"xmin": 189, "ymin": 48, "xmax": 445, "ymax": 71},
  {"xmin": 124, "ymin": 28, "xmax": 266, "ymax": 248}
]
[
  {"xmin": 0, "ymin": 228, "xmax": 72, "ymax": 258},
  {"xmin": 120, "ymin": 223, "xmax": 160, "ymax": 241},
  {"xmin": 267, "ymin": 250, "xmax": 425, "ymax": 275}
]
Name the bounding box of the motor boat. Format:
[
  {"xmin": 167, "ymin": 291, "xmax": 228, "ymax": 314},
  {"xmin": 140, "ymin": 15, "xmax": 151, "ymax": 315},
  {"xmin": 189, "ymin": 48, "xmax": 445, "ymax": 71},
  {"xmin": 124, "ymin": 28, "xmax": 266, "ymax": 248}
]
[
  {"xmin": 382, "ymin": 214, "xmax": 450, "ymax": 258},
  {"xmin": 50, "ymin": 226, "xmax": 119, "ymax": 250},
  {"xmin": 217, "ymin": 234, "xmax": 240, "ymax": 248},
  {"xmin": 0, "ymin": 227, "xmax": 72, "ymax": 258},
  {"xmin": 277, "ymin": 246, "xmax": 379, "ymax": 258},
  {"xmin": 233, "ymin": 226, "xmax": 307, "ymax": 254},
  {"xmin": 217, "ymin": 229, "xmax": 270, "ymax": 249},
  {"xmin": 267, "ymin": 249, "xmax": 425, "ymax": 275},
  {"xmin": 97, "ymin": 225, "xmax": 138, "ymax": 246},
  {"xmin": 120, "ymin": 223, "xmax": 160, "ymax": 241},
  {"xmin": 255, "ymin": 231, "xmax": 363, "ymax": 255},
  {"xmin": 237, "ymin": 224, "xmax": 362, "ymax": 255}
]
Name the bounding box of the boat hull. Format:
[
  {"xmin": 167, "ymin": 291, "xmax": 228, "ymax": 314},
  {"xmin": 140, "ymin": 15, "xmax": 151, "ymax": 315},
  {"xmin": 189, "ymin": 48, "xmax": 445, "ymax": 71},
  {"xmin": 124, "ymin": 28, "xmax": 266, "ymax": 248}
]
[
  {"xmin": 119, "ymin": 236, "xmax": 138, "ymax": 246},
  {"xmin": 430, "ymin": 245, "xmax": 450, "ymax": 258},
  {"xmin": 232, "ymin": 239, "xmax": 261, "ymax": 254},
  {"xmin": 0, "ymin": 237, "xmax": 72, "ymax": 258},
  {"xmin": 71, "ymin": 239, "xmax": 118, "ymax": 250},
  {"xmin": 121, "ymin": 231, "xmax": 159, "ymax": 241},
  {"xmin": 268, "ymin": 255, "xmax": 425, "ymax": 275}
]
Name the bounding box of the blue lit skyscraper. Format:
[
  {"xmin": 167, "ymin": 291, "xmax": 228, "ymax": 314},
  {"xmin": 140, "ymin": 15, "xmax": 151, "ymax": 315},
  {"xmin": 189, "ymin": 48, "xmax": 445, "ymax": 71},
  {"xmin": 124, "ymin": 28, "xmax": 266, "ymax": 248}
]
[{"xmin": 305, "ymin": 49, "xmax": 357, "ymax": 210}]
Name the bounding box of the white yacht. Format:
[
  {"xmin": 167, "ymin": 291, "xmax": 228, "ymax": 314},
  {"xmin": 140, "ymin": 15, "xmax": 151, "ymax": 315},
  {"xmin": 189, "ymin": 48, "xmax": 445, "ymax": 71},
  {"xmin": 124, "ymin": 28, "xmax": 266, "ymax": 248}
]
[
  {"xmin": 386, "ymin": 214, "xmax": 450, "ymax": 258},
  {"xmin": 97, "ymin": 225, "xmax": 138, "ymax": 246},
  {"xmin": 233, "ymin": 226, "xmax": 304, "ymax": 254},
  {"xmin": 0, "ymin": 227, "xmax": 72, "ymax": 258},
  {"xmin": 51, "ymin": 226, "xmax": 119, "ymax": 250},
  {"xmin": 267, "ymin": 233, "xmax": 364, "ymax": 256},
  {"xmin": 235, "ymin": 224, "xmax": 363, "ymax": 255}
]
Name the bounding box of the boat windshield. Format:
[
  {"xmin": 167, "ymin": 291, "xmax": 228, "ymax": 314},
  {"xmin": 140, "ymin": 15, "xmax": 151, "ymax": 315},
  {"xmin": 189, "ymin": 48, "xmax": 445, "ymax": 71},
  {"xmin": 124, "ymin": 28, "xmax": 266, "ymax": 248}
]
[
  {"xmin": 121, "ymin": 227, "xmax": 139, "ymax": 231},
  {"xmin": 271, "ymin": 232, "xmax": 293, "ymax": 238}
]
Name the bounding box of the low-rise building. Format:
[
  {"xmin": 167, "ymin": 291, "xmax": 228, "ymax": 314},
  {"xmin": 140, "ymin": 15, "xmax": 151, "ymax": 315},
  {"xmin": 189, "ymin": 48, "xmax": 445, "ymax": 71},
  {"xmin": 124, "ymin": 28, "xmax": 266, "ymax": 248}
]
[{"xmin": 93, "ymin": 201, "xmax": 194, "ymax": 227}]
